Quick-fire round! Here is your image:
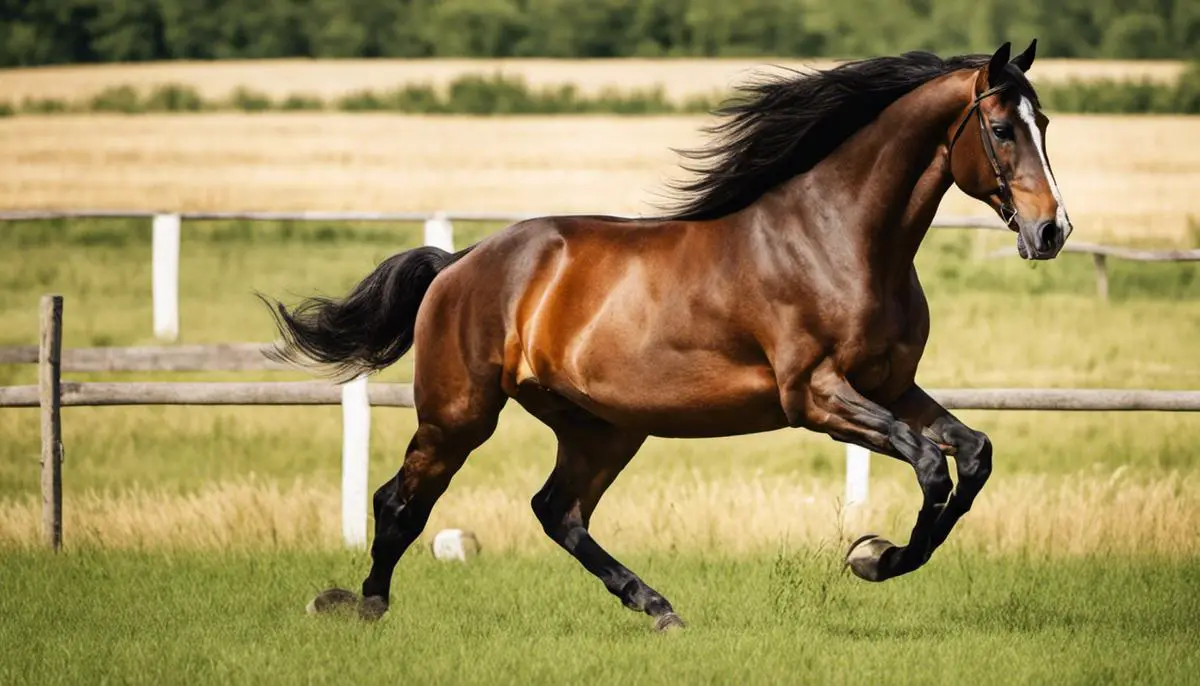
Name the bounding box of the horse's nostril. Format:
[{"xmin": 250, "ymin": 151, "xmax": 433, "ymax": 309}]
[{"xmin": 1037, "ymin": 221, "xmax": 1058, "ymax": 252}]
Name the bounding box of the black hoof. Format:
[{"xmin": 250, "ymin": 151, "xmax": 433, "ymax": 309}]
[
  {"xmin": 846, "ymin": 534, "xmax": 898, "ymax": 582},
  {"xmin": 359, "ymin": 595, "xmax": 389, "ymax": 622},
  {"xmin": 654, "ymin": 612, "xmax": 686, "ymax": 633},
  {"xmin": 306, "ymin": 588, "xmax": 359, "ymax": 615}
]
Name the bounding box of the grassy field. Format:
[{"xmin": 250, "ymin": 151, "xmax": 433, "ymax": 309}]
[
  {"xmin": 1, "ymin": 550, "xmax": 1197, "ymax": 685},
  {"xmin": 2, "ymin": 58, "xmax": 1188, "ymax": 104},
  {"xmin": 2, "ymin": 114, "xmax": 1199, "ymax": 244}
]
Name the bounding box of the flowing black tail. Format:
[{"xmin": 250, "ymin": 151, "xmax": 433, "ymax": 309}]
[{"xmin": 260, "ymin": 245, "xmax": 471, "ymax": 381}]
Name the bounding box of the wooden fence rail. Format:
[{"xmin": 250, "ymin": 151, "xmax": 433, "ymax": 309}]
[
  {"xmin": 0, "ymin": 342, "xmax": 286, "ymax": 372},
  {"xmin": 3, "ymin": 209, "xmax": 1197, "ymax": 340},
  {"xmin": 0, "ymin": 380, "xmax": 414, "ymax": 407},
  {"xmin": 4, "ymin": 295, "xmax": 1200, "ymax": 550},
  {"xmin": 4, "ymin": 382, "xmax": 1199, "ymax": 412}
]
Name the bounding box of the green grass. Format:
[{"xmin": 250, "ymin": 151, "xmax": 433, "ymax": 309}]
[{"xmin": 0, "ymin": 549, "xmax": 1197, "ymax": 685}]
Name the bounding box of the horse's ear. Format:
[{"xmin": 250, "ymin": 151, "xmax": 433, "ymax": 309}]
[
  {"xmin": 987, "ymin": 42, "xmax": 1012, "ymax": 88},
  {"xmin": 1010, "ymin": 39, "xmax": 1037, "ymax": 73}
]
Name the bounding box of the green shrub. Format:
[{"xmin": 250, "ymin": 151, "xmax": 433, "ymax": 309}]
[
  {"xmin": 389, "ymin": 84, "xmax": 442, "ymax": 113},
  {"xmin": 1173, "ymin": 62, "xmax": 1200, "ymax": 114},
  {"xmin": 20, "ymin": 98, "xmax": 68, "ymax": 114},
  {"xmin": 1037, "ymin": 74, "xmax": 1200, "ymax": 114},
  {"xmin": 336, "ymin": 90, "xmax": 389, "ymax": 111},
  {"xmin": 535, "ymin": 84, "xmax": 586, "ymax": 114},
  {"xmin": 228, "ymin": 87, "xmax": 272, "ymax": 112},
  {"xmin": 680, "ymin": 92, "xmax": 723, "ymax": 114},
  {"xmin": 280, "ymin": 94, "xmax": 325, "ymax": 111},
  {"xmin": 594, "ymin": 86, "xmax": 675, "ymax": 114},
  {"xmin": 446, "ymin": 74, "xmax": 536, "ymax": 114},
  {"xmin": 144, "ymin": 84, "xmax": 205, "ymax": 112},
  {"xmin": 0, "ymin": 102, "xmax": 13, "ymax": 117},
  {"xmin": 89, "ymin": 85, "xmax": 144, "ymax": 113}
]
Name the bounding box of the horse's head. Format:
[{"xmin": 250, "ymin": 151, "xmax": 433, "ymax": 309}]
[{"xmin": 949, "ymin": 40, "xmax": 1072, "ymax": 260}]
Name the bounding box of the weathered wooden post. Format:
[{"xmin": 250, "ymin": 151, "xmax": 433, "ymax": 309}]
[
  {"xmin": 39, "ymin": 294, "xmax": 64, "ymax": 550},
  {"xmin": 1092, "ymin": 253, "xmax": 1109, "ymax": 301}
]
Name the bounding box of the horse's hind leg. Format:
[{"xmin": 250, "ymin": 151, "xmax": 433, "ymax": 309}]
[
  {"xmin": 529, "ymin": 410, "xmax": 683, "ymax": 632},
  {"xmin": 310, "ymin": 370, "xmax": 505, "ymax": 621}
]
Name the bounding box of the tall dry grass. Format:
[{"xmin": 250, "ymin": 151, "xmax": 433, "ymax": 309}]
[
  {"xmin": 2, "ymin": 114, "xmax": 1197, "ymax": 244},
  {"xmin": 1, "ymin": 58, "xmax": 1188, "ymax": 103},
  {"xmin": 1, "ymin": 471, "xmax": 1195, "ymax": 557}
]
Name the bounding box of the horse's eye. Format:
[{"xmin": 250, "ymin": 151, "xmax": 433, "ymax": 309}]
[{"xmin": 991, "ymin": 124, "xmax": 1014, "ymax": 141}]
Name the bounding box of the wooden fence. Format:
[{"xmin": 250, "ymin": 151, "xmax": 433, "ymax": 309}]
[
  {"xmin": 0, "ymin": 295, "xmax": 414, "ymax": 550},
  {"xmin": 3, "ymin": 295, "xmax": 1200, "ymax": 550},
  {"xmin": 2, "ymin": 209, "xmax": 1197, "ymax": 341}
]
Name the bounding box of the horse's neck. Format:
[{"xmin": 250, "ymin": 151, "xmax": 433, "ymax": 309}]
[{"xmin": 776, "ymin": 72, "xmax": 974, "ymax": 279}]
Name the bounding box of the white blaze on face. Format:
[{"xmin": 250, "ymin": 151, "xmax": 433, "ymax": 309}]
[{"xmin": 1018, "ymin": 97, "xmax": 1073, "ymax": 238}]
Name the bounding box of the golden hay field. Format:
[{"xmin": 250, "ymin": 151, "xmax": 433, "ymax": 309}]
[
  {"xmin": 2, "ymin": 113, "xmax": 1198, "ymax": 244},
  {"xmin": 1, "ymin": 472, "xmax": 1196, "ymax": 556},
  {"xmin": 1, "ymin": 58, "xmax": 1188, "ymax": 102}
]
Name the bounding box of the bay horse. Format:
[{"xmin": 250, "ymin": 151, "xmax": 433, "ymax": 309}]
[{"xmin": 264, "ymin": 40, "xmax": 1072, "ymax": 631}]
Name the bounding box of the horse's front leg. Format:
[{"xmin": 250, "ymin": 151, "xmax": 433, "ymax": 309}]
[
  {"xmin": 889, "ymin": 385, "xmax": 993, "ymax": 555},
  {"xmin": 842, "ymin": 385, "xmax": 993, "ymax": 581},
  {"xmin": 785, "ymin": 369, "xmax": 953, "ymax": 582}
]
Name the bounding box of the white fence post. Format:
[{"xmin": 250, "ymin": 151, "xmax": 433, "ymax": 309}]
[
  {"xmin": 341, "ymin": 375, "xmax": 370, "ymax": 548},
  {"xmin": 151, "ymin": 213, "xmax": 181, "ymax": 341},
  {"xmin": 845, "ymin": 444, "xmax": 871, "ymax": 507},
  {"xmin": 423, "ymin": 211, "xmax": 455, "ymax": 252}
]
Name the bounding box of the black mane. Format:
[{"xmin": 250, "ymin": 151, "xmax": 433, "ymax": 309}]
[{"xmin": 664, "ymin": 50, "xmax": 1036, "ymax": 221}]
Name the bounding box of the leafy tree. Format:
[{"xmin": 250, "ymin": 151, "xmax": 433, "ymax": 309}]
[
  {"xmin": 0, "ymin": 0, "xmax": 1195, "ymax": 66},
  {"xmin": 423, "ymin": 0, "xmax": 524, "ymax": 57},
  {"xmin": 1102, "ymin": 13, "xmax": 1172, "ymax": 59}
]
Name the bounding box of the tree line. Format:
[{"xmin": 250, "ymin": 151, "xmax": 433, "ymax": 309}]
[{"xmin": 2, "ymin": 0, "xmax": 1198, "ymax": 67}]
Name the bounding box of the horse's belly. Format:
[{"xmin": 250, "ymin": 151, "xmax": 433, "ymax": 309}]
[{"xmin": 548, "ymin": 357, "xmax": 789, "ymax": 438}]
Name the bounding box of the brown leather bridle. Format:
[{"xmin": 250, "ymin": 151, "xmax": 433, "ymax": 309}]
[{"xmin": 949, "ymin": 83, "xmax": 1017, "ymax": 226}]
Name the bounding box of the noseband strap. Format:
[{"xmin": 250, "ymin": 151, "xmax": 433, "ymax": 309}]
[{"xmin": 949, "ymin": 83, "xmax": 1017, "ymax": 225}]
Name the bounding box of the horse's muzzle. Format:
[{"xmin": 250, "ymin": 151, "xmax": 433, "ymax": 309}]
[{"xmin": 1017, "ymin": 220, "xmax": 1064, "ymax": 260}]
